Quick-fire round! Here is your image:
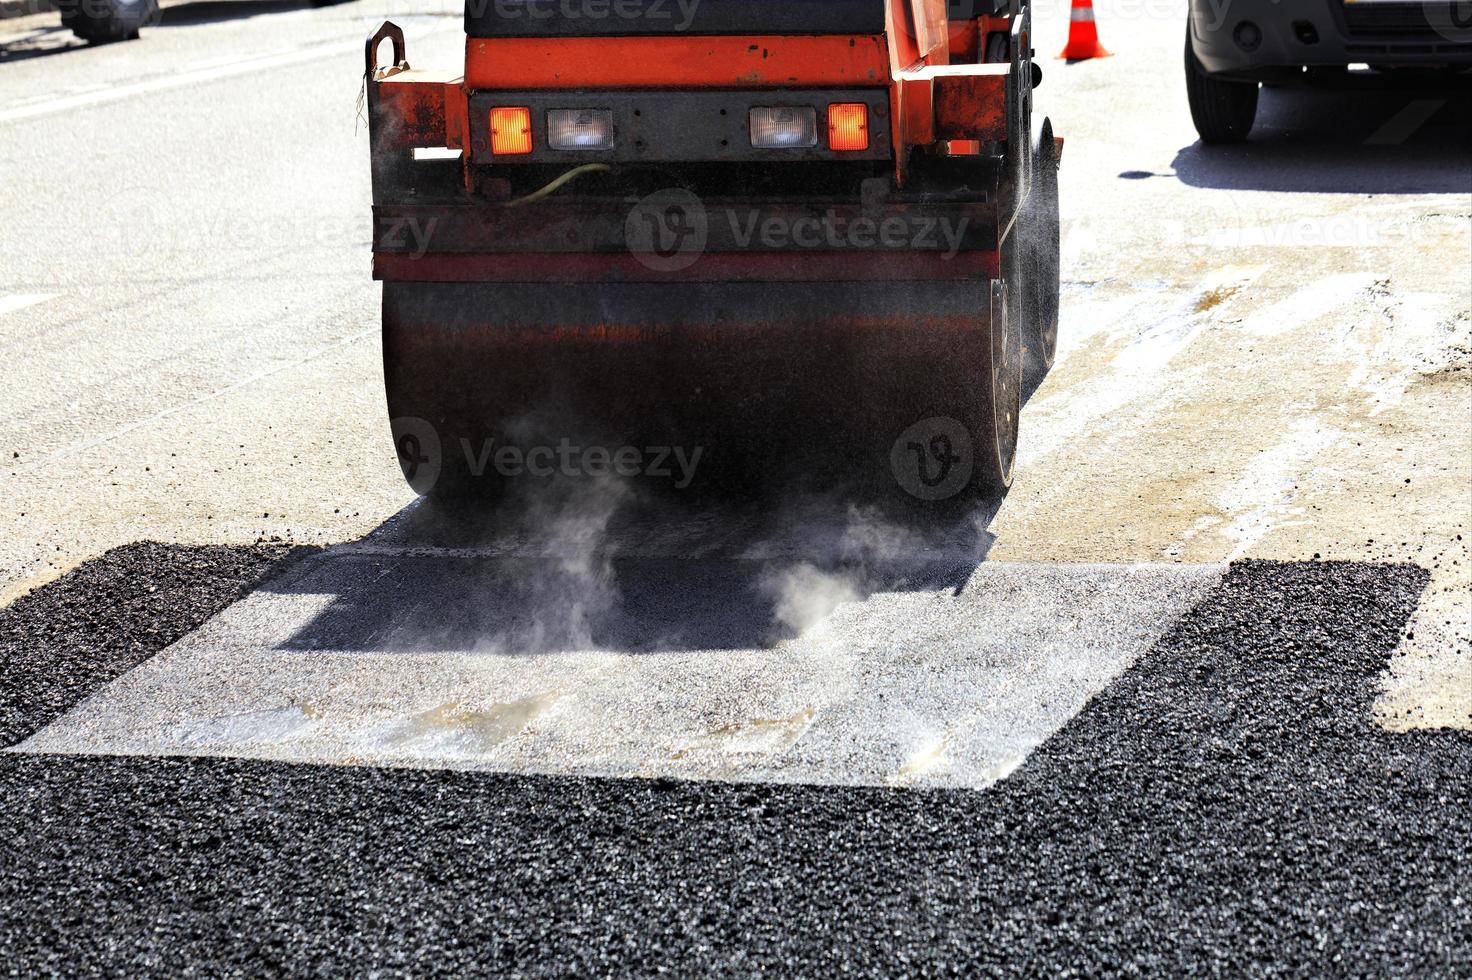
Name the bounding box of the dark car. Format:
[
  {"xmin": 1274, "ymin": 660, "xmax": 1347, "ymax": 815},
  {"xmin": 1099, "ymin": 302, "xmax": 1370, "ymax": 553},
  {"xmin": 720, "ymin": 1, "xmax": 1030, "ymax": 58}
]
[
  {"xmin": 54, "ymin": 0, "xmax": 159, "ymax": 43},
  {"xmin": 54, "ymin": 0, "xmax": 345, "ymax": 45},
  {"xmin": 1184, "ymin": 0, "xmax": 1472, "ymax": 142}
]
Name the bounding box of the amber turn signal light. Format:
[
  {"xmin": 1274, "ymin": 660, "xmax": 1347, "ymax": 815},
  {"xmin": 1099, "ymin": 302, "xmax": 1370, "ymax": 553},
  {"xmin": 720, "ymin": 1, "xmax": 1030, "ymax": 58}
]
[
  {"xmin": 827, "ymin": 103, "xmax": 869, "ymax": 151},
  {"xmin": 490, "ymin": 106, "xmax": 533, "ymax": 155}
]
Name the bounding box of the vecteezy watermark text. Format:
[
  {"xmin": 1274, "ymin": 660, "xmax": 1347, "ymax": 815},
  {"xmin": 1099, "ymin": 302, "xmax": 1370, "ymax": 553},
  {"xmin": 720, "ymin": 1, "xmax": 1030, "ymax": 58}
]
[
  {"xmin": 725, "ymin": 210, "xmax": 968, "ymax": 255},
  {"xmin": 379, "ymin": 215, "xmax": 439, "ymax": 259},
  {"xmin": 465, "ymin": 0, "xmax": 703, "ymax": 32},
  {"xmin": 624, "ymin": 189, "xmax": 972, "ymax": 272},
  {"xmin": 460, "ymin": 437, "xmax": 703, "ymax": 488}
]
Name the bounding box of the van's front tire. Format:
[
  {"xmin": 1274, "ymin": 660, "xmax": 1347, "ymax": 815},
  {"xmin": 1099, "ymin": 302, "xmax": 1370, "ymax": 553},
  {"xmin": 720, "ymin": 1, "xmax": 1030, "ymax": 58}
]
[{"xmin": 1184, "ymin": 28, "xmax": 1259, "ymax": 144}]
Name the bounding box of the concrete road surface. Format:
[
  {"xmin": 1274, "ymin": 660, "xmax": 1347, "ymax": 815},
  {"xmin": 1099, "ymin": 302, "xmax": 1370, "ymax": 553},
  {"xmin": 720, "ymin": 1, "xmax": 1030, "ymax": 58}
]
[{"xmin": 1, "ymin": 0, "xmax": 1469, "ymax": 972}]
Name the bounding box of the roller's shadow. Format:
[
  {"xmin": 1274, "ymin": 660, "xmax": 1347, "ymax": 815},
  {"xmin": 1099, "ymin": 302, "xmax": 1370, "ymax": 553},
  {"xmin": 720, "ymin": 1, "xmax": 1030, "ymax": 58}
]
[
  {"xmin": 261, "ymin": 493, "xmax": 993, "ymax": 655},
  {"xmin": 1169, "ymin": 70, "xmax": 1472, "ymax": 194}
]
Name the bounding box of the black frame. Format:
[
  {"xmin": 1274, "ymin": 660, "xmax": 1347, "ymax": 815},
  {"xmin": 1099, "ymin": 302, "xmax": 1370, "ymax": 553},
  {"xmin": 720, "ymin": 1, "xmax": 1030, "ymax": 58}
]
[{"xmin": 468, "ymin": 89, "xmax": 892, "ymax": 164}]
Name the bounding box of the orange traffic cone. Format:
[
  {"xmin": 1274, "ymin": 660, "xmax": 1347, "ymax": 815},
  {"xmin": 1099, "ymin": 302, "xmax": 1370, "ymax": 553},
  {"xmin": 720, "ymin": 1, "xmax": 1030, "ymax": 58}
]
[{"xmin": 1059, "ymin": 0, "xmax": 1111, "ymax": 60}]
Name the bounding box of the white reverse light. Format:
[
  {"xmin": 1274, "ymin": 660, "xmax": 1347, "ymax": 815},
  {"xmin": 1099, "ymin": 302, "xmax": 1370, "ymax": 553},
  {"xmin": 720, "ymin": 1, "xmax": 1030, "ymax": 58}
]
[
  {"xmin": 547, "ymin": 109, "xmax": 614, "ymax": 150},
  {"xmin": 749, "ymin": 106, "xmax": 818, "ymax": 148}
]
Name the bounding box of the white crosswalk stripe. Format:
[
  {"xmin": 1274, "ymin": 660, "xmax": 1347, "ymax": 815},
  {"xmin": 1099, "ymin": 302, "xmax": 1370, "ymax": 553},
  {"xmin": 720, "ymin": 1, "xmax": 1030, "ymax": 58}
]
[{"xmin": 0, "ymin": 292, "xmax": 55, "ymax": 316}]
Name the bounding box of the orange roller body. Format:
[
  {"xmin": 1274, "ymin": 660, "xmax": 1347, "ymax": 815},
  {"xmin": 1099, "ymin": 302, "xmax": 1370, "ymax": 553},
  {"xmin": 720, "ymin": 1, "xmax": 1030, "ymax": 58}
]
[{"xmin": 361, "ymin": 0, "xmax": 1061, "ymax": 510}]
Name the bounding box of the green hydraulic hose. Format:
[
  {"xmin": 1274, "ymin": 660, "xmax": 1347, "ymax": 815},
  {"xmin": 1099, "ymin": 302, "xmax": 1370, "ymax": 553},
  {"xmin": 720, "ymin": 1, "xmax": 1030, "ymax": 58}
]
[{"xmin": 500, "ymin": 163, "xmax": 612, "ymax": 207}]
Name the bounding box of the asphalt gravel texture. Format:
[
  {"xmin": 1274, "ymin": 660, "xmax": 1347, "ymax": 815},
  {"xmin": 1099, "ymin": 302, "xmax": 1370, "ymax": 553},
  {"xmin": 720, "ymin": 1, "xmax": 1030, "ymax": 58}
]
[
  {"xmin": 0, "ymin": 542, "xmax": 305, "ymax": 746},
  {"xmin": 2, "ymin": 551, "xmax": 1468, "ymax": 975}
]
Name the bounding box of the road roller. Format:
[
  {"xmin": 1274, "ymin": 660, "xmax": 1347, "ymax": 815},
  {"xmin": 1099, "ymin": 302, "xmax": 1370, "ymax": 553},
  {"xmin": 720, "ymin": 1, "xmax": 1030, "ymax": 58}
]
[{"xmin": 364, "ymin": 0, "xmax": 1061, "ymax": 512}]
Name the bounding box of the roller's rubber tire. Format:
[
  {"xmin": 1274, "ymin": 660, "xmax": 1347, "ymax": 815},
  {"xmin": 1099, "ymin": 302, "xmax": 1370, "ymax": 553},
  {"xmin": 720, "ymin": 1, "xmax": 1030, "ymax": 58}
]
[
  {"xmin": 61, "ymin": 0, "xmax": 157, "ymax": 43},
  {"xmin": 1021, "ymin": 116, "xmax": 1060, "ymax": 396},
  {"xmin": 1184, "ymin": 27, "xmax": 1259, "ymax": 144}
]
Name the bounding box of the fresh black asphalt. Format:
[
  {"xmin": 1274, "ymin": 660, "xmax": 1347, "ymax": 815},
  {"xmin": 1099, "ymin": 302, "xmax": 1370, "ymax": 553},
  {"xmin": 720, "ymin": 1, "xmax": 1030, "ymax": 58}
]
[
  {"xmin": 0, "ymin": 542, "xmax": 304, "ymax": 746},
  {"xmin": 1, "ymin": 546, "xmax": 1467, "ymax": 975}
]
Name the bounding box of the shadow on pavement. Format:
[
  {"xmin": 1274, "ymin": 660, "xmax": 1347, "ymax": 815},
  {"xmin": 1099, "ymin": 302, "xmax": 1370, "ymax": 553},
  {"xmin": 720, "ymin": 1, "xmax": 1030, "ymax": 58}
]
[
  {"xmin": 260, "ymin": 493, "xmax": 991, "ymax": 655},
  {"xmin": 1169, "ymin": 71, "xmax": 1472, "ymax": 194},
  {"xmin": 0, "ymin": 25, "xmax": 85, "ymax": 63}
]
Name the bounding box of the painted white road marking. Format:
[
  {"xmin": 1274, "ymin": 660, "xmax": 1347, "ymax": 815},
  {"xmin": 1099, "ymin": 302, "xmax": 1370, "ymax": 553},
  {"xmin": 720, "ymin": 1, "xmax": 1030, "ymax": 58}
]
[
  {"xmin": 0, "ymin": 25, "xmax": 441, "ymax": 125},
  {"xmin": 14, "ymin": 555, "xmax": 1223, "ymax": 789},
  {"xmin": 0, "ymin": 292, "xmax": 55, "ymax": 316}
]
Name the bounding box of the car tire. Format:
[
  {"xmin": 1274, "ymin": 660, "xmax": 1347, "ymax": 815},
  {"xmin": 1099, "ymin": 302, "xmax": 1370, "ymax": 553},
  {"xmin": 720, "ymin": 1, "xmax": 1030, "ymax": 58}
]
[
  {"xmin": 1184, "ymin": 26, "xmax": 1259, "ymax": 144},
  {"xmin": 62, "ymin": 0, "xmax": 158, "ymax": 43}
]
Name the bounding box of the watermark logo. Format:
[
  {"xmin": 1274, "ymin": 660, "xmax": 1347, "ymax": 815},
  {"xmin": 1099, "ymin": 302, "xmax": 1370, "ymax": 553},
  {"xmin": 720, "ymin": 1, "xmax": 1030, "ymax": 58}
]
[
  {"xmin": 378, "ymin": 215, "xmax": 440, "ymax": 259},
  {"xmin": 391, "ymin": 416, "xmax": 443, "ymax": 495},
  {"xmin": 625, "ymin": 189, "xmax": 708, "ymax": 272},
  {"xmin": 460, "ymin": 436, "xmax": 703, "ymax": 488},
  {"xmin": 100, "ymin": 189, "xmax": 408, "ymax": 259},
  {"xmin": 726, "ymin": 210, "xmax": 968, "ymax": 256},
  {"xmin": 626, "ymin": 188, "xmax": 972, "ymax": 271},
  {"xmin": 388, "ymin": 419, "xmax": 704, "ymax": 491},
  {"xmin": 101, "ymin": 189, "xmax": 170, "ymax": 259},
  {"xmin": 1427, "ymin": 0, "xmax": 1472, "ymax": 43},
  {"xmin": 466, "ymin": 0, "xmax": 704, "ymax": 32},
  {"xmin": 890, "ymin": 417, "xmax": 973, "ymax": 500}
]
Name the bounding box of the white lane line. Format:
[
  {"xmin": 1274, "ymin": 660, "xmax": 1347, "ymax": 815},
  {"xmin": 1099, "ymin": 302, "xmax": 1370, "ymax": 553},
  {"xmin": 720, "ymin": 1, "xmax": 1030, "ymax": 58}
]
[
  {"xmin": 0, "ymin": 33, "xmax": 378, "ymax": 125},
  {"xmin": 0, "ymin": 292, "xmax": 55, "ymax": 316},
  {"xmin": 13, "ymin": 557, "xmax": 1225, "ymax": 790},
  {"xmin": 1363, "ymin": 99, "xmax": 1446, "ymax": 146}
]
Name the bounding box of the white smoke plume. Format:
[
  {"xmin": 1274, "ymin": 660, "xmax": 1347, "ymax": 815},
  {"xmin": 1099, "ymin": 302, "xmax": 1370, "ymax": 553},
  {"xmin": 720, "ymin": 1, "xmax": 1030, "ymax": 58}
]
[{"xmin": 754, "ymin": 500, "xmax": 996, "ymax": 641}]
